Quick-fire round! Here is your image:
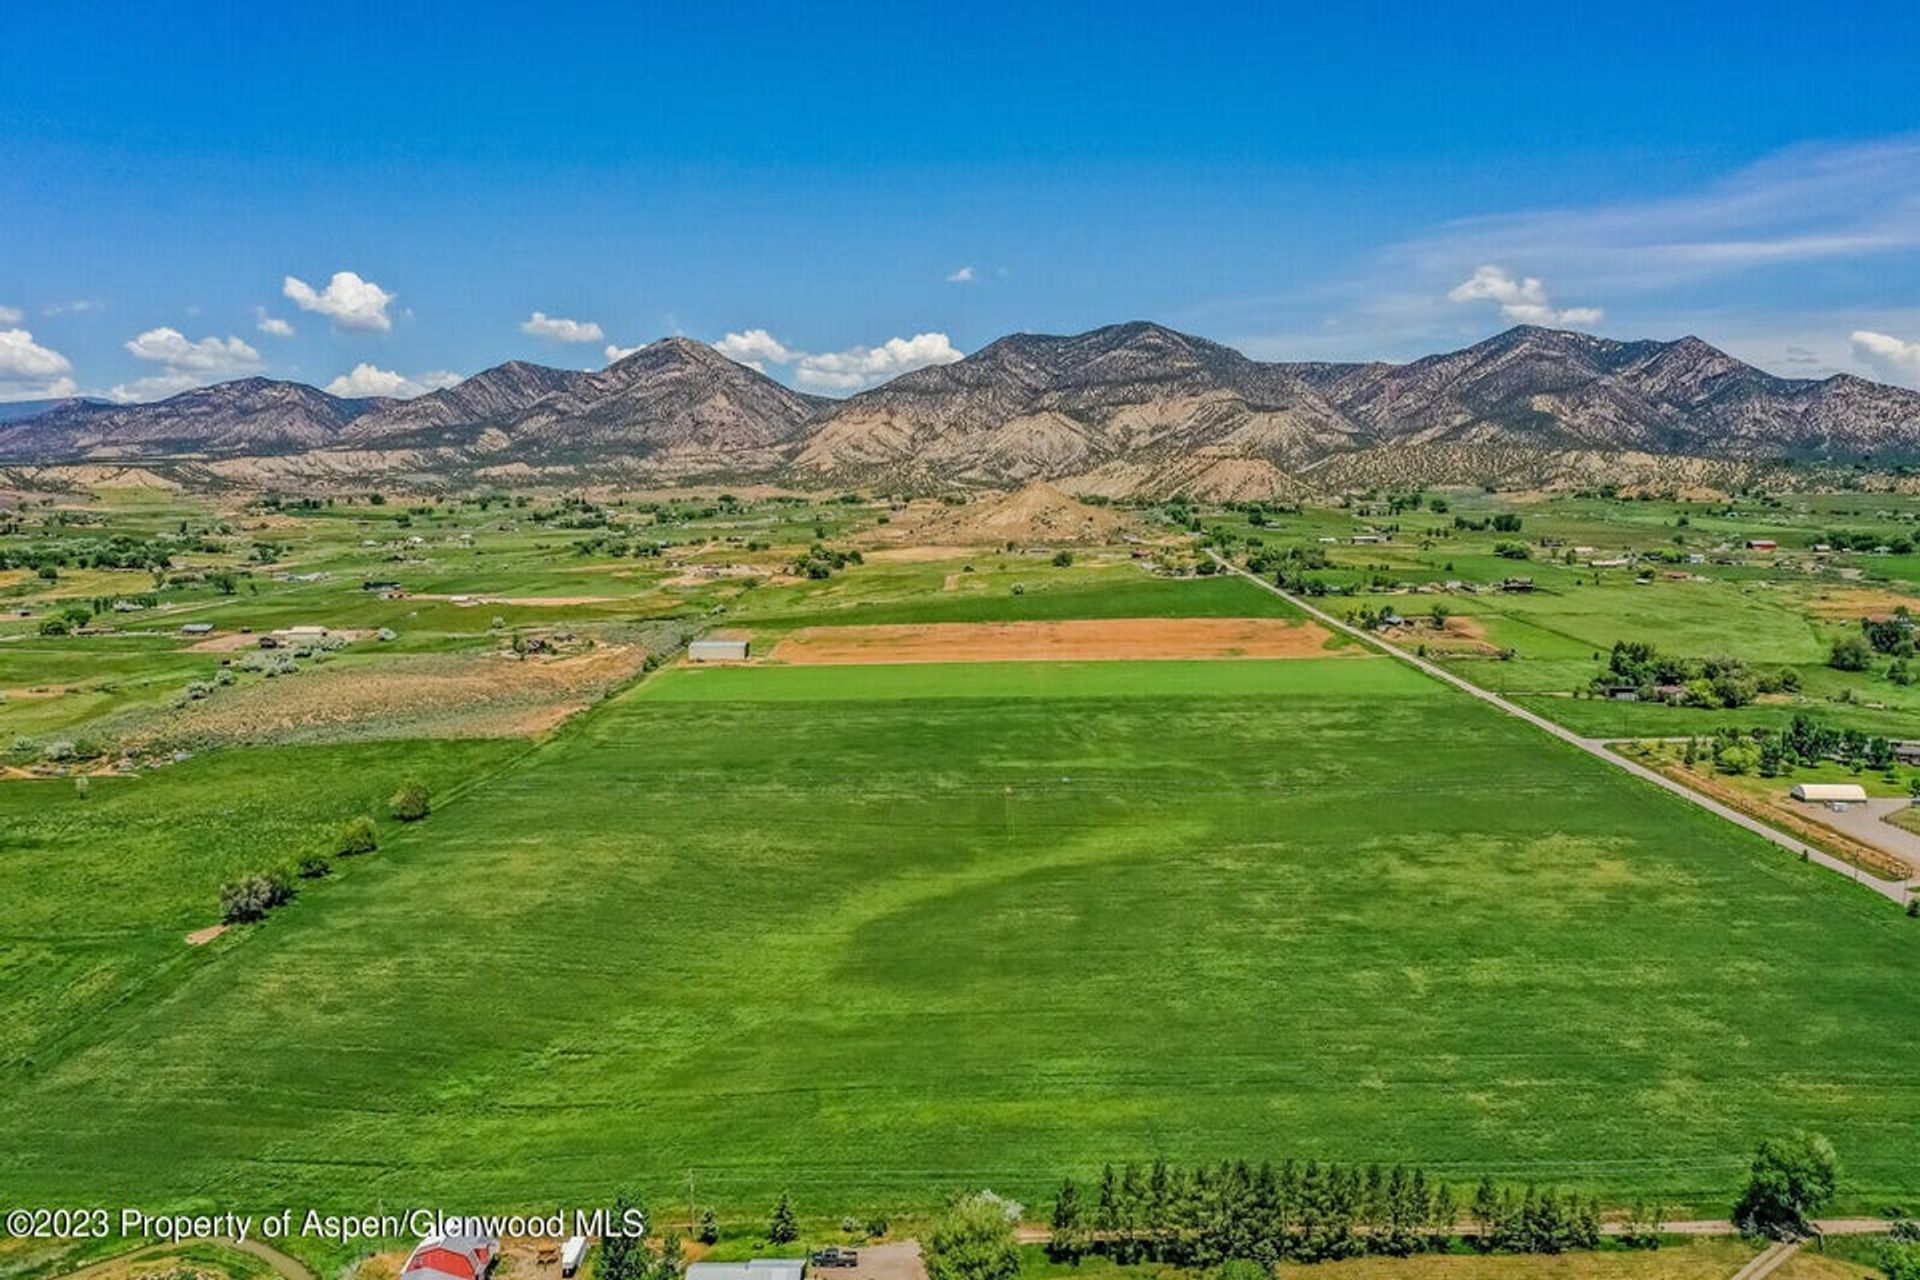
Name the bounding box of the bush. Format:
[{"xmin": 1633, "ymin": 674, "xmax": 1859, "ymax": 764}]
[
  {"xmin": 1732, "ymin": 1133, "xmax": 1839, "ymax": 1238},
  {"xmin": 297, "ymin": 855, "xmax": 334, "ymax": 879},
  {"xmin": 696, "ymin": 1208, "xmax": 720, "ymax": 1245},
  {"xmin": 925, "ymin": 1195, "xmax": 1020, "ymax": 1280},
  {"xmin": 1829, "ymin": 634, "xmax": 1873, "ymax": 672},
  {"xmin": 389, "ymin": 782, "xmax": 431, "ymax": 822},
  {"xmin": 1051, "ymin": 550, "xmax": 1074, "ymax": 567},
  {"xmin": 219, "ymin": 871, "xmax": 293, "ymax": 924},
  {"xmin": 338, "ymin": 815, "xmax": 378, "ymax": 856}
]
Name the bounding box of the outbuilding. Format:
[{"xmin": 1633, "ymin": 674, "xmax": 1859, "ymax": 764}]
[
  {"xmin": 180, "ymin": 623, "xmax": 215, "ymax": 635},
  {"xmin": 560, "ymin": 1238, "xmax": 589, "ymax": 1277},
  {"xmin": 689, "ymin": 637, "xmax": 750, "ymax": 662},
  {"xmin": 401, "ymin": 1223, "xmax": 499, "ymax": 1280},
  {"xmin": 687, "ymin": 1262, "xmax": 804, "ymax": 1280},
  {"xmin": 1791, "ymin": 782, "xmax": 1867, "ymax": 806}
]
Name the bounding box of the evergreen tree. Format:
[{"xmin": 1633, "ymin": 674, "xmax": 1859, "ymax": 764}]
[
  {"xmin": 1470, "ymin": 1177, "xmax": 1502, "ymax": 1252},
  {"xmin": 768, "ymin": 1191, "xmax": 799, "ymax": 1244},
  {"xmin": 1428, "ymin": 1182, "xmax": 1459, "ymax": 1253},
  {"xmin": 1095, "ymin": 1164, "xmax": 1120, "ymax": 1240},
  {"xmin": 1048, "ymin": 1177, "xmax": 1085, "ymax": 1262},
  {"xmin": 599, "ymin": 1193, "xmax": 653, "ymax": 1280}
]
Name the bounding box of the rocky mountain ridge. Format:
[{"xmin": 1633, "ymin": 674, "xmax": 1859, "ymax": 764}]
[{"xmin": 4, "ymin": 323, "xmax": 1917, "ymax": 495}]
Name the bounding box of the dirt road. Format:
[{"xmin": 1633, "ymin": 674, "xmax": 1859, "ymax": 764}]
[{"xmin": 1211, "ymin": 553, "xmax": 1914, "ymax": 907}]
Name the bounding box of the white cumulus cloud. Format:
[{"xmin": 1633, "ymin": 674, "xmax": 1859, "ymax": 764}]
[
  {"xmin": 255, "ymin": 308, "xmax": 295, "ymax": 337},
  {"xmin": 1851, "ymin": 330, "xmax": 1920, "ymax": 386},
  {"xmin": 793, "ymin": 333, "xmax": 964, "ymax": 390},
  {"xmin": 604, "ymin": 343, "xmax": 644, "ymax": 363},
  {"xmin": 713, "ymin": 328, "xmax": 795, "ymax": 369},
  {"xmin": 107, "ymin": 326, "xmax": 264, "ymax": 402},
  {"xmin": 521, "ymin": 311, "xmax": 605, "ymax": 343},
  {"xmin": 946, "ymin": 265, "xmax": 978, "ymax": 284},
  {"xmin": 283, "ymin": 271, "xmax": 396, "ymax": 332},
  {"xmin": 1447, "ymin": 265, "xmax": 1603, "ymax": 327},
  {"xmin": 324, "ymin": 363, "xmax": 462, "ymax": 399},
  {"xmin": 125, "ymin": 327, "xmax": 261, "ymax": 373},
  {"xmin": 0, "ymin": 327, "xmax": 78, "ymax": 401},
  {"xmin": 713, "ymin": 329, "xmax": 963, "ymax": 390}
]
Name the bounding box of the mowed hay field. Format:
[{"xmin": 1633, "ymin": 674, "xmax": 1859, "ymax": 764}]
[{"xmin": 2, "ymin": 578, "xmax": 1918, "ymax": 1216}]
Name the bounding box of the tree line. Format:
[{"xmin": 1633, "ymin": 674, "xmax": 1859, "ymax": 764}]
[{"xmin": 1046, "ymin": 1160, "xmax": 1616, "ymax": 1266}]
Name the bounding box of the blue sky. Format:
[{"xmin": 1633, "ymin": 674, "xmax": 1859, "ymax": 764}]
[{"xmin": 4, "ymin": 0, "xmax": 1920, "ymax": 402}]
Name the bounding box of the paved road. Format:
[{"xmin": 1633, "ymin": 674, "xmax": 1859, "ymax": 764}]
[{"xmin": 1211, "ymin": 553, "xmax": 1913, "ymax": 907}]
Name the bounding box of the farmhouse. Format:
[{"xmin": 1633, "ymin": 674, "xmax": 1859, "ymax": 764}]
[
  {"xmin": 686, "ymin": 1262, "xmax": 805, "ymax": 1280},
  {"xmin": 1894, "ymin": 741, "xmax": 1920, "ymax": 766},
  {"xmin": 689, "ymin": 637, "xmax": 750, "ymax": 662},
  {"xmin": 1791, "ymin": 782, "xmax": 1867, "ymax": 806},
  {"xmin": 1499, "ymin": 577, "xmax": 1535, "ymax": 592}
]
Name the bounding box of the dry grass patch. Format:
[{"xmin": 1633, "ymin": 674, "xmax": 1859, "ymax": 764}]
[
  {"xmin": 128, "ymin": 646, "xmax": 647, "ymax": 746},
  {"xmin": 770, "ymin": 616, "xmax": 1343, "ymax": 665}
]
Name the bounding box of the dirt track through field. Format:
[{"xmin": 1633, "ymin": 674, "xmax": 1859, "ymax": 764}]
[{"xmin": 771, "ymin": 617, "xmax": 1339, "ymax": 664}]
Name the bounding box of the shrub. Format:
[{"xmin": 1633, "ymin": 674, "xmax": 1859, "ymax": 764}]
[
  {"xmin": 219, "ymin": 871, "xmax": 293, "ymax": 924},
  {"xmin": 925, "ymin": 1194, "xmax": 1020, "ymax": 1280},
  {"xmin": 389, "ymin": 782, "xmax": 431, "ymax": 822},
  {"xmin": 338, "ymin": 815, "xmax": 378, "ymax": 856},
  {"xmin": 1732, "ymin": 1133, "xmax": 1839, "ymax": 1238},
  {"xmin": 696, "ymin": 1208, "xmax": 720, "ymax": 1245},
  {"xmin": 297, "ymin": 855, "xmax": 334, "ymax": 879},
  {"xmin": 1051, "ymin": 550, "xmax": 1074, "ymax": 567}
]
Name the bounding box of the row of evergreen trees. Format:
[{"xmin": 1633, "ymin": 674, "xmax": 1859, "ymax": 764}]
[{"xmin": 1048, "ymin": 1160, "xmax": 1619, "ymax": 1266}]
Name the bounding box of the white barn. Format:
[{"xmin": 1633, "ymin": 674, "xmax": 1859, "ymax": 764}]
[
  {"xmin": 689, "ymin": 637, "xmax": 750, "ymax": 662},
  {"xmin": 1791, "ymin": 783, "xmax": 1867, "ymax": 805},
  {"xmin": 686, "ymin": 1262, "xmax": 805, "ymax": 1280}
]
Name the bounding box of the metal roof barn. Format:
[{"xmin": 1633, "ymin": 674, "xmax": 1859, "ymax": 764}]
[
  {"xmin": 689, "ymin": 638, "xmax": 750, "ymax": 662},
  {"xmin": 1791, "ymin": 783, "xmax": 1867, "ymax": 803}
]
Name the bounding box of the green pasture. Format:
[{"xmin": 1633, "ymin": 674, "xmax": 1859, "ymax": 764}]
[{"xmin": 2, "ymin": 655, "xmax": 1915, "ymax": 1222}]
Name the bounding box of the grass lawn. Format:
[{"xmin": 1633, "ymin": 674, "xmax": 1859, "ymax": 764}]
[{"xmin": 2, "ymin": 656, "xmax": 1915, "ymax": 1220}]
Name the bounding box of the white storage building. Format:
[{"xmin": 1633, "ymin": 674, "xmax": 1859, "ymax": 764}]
[
  {"xmin": 689, "ymin": 637, "xmax": 750, "ymax": 662},
  {"xmin": 1790, "ymin": 783, "xmax": 1867, "ymax": 804}
]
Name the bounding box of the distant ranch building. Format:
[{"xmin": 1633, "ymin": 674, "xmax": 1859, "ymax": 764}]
[
  {"xmin": 689, "ymin": 637, "xmax": 750, "ymax": 662},
  {"xmin": 687, "ymin": 1262, "xmax": 805, "ymax": 1280},
  {"xmin": 1791, "ymin": 782, "xmax": 1867, "ymax": 807}
]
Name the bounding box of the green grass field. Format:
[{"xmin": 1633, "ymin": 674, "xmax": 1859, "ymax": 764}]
[{"xmin": 3, "ymin": 652, "xmax": 1915, "ymax": 1220}]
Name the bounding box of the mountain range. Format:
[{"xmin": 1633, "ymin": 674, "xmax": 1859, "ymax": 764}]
[{"xmin": 4, "ymin": 323, "xmax": 1917, "ymax": 495}]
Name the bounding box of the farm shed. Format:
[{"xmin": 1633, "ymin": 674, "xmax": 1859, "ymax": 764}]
[
  {"xmin": 686, "ymin": 1262, "xmax": 805, "ymax": 1280},
  {"xmin": 1791, "ymin": 783, "xmax": 1867, "ymax": 805},
  {"xmin": 180, "ymin": 623, "xmax": 214, "ymax": 635},
  {"xmin": 1894, "ymin": 741, "xmax": 1920, "ymax": 766},
  {"xmin": 560, "ymin": 1238, "xmax": 589, "ymax": 1277},
  {"xmin": 1746, "ymin": 539, "xmax": 1778, "ymax": 551},
  {"xmin": 402, "ymin": 1224, "xmax": 499, "ymax": 1280},
  {"xmin": 689, "ymin": 637, "xmax": 750, "ymax": 662}
]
